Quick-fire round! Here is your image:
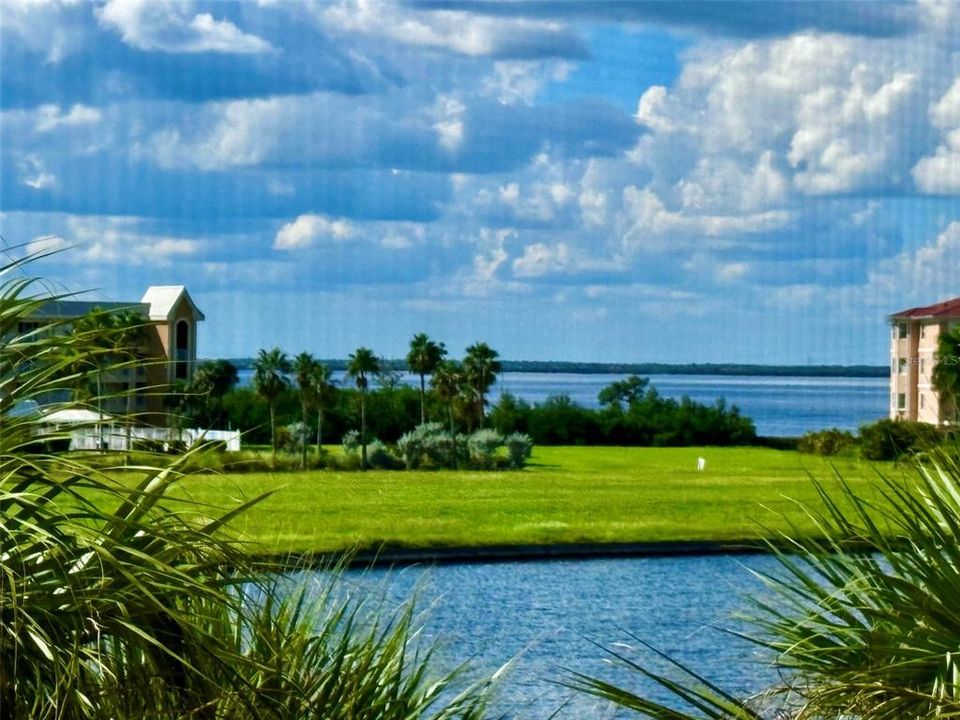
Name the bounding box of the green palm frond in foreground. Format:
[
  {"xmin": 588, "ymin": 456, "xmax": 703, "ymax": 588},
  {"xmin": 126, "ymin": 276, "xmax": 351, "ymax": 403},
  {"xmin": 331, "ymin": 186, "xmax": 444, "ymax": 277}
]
[
  {"xmin": 0, "ymin": 257, "xmax": 495, "ymax": 719},
  {"xmin": 570, "ymin": 449, "xmax": 960, "ymax": 720}
]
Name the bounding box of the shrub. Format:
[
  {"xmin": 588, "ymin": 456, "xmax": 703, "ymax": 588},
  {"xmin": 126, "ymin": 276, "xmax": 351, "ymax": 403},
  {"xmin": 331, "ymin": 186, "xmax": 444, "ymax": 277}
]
[
  {"xmin": 467, "ymin": 429, "xmax": 503, "ymax": 469},
  {"xmin": 367, "ymin": 439, "xmax": 401, "ymax": 470},
  {"xmin": 797, "ymin": 428, "xmax": 857, "ymax": 456},
  {"xmin": 397, "ymin": 423, "xmax": 457, "ymax": 468},
  {"xmin": 284, "ymin": 421, "xmax": 309, "ymax": 451},
  {"xmin": 341, "ymin": 429, "xmax": 361, "ymax": 454},
  {"xmin": 859, "ymin": 418, "xmax": 944, "ymax": 461},
  {"xmin": 504, "ymin": 432, "xmax": 533, "ymax": 468}
]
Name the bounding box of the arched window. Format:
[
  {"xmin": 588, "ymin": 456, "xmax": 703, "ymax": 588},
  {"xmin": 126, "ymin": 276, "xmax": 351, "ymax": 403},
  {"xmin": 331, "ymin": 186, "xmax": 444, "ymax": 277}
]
[{"xmin": 175, "ymin": 320, "xmax": 190, "ymax": 380}]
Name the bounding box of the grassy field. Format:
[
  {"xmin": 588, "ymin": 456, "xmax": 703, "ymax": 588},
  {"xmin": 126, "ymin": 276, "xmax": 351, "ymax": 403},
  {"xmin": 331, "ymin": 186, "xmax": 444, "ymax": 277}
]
[{"xmin": 140, "ymin": 445, "xmax": 906, "ymax": 555}]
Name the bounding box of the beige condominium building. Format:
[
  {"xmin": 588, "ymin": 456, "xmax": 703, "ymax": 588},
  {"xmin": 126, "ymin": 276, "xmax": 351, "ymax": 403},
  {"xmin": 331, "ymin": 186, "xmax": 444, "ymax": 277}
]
[
  {"xmin": 23, "ymin": 286, "xmax": 204, "ymax": 423},
  {"xmin": 889, "ymin": 296, "xmax": 960, "ymax": 424}
]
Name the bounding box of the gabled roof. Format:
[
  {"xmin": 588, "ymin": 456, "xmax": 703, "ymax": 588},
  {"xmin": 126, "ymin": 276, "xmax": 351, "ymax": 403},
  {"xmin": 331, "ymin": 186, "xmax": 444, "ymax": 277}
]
[
  {"xmin": 140, "ymin": 286, "xmax": 205, "ymax": 322},
  {"xmin": 890, "ymin": 296, "xmax": 960, "ymax": 320}
]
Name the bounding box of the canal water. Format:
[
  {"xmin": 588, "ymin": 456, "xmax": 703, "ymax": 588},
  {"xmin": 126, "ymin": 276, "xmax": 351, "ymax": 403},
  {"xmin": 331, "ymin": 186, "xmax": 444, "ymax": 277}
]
[{"xmin": 322, "ymin": 553, "xmax": 785, "ymax": 718}]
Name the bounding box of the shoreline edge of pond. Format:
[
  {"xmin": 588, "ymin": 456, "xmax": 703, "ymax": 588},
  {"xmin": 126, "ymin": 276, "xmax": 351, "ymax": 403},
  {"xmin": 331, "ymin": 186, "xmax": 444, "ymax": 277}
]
[{"xmin": 254, "ymin": 537, "xmax": 878, "ymax": 569}]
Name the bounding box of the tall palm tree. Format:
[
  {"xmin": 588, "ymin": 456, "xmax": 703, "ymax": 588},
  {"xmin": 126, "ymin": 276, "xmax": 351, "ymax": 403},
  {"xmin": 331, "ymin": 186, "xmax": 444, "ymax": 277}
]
[
  {"xmin": 253, "ymin": 347, "xmax": 291, "ymax": 457},
  {"xmin": 933, "ymin": 325, "xmax": 960, "ymax": 424},
  {"xmin": 406, "ymin": 333, "xmax": 446, "ymax": 425},
  {"xmin": 430, "ymin": 360, "xmax": 463, "ymax": 467},
  {"xmin": 463, "ymin": 342, "xmax": 501, "ymax": 428},
  {"xmin": 309, "ymin": 362, "xmax": 335, "ymax": 457},
  {"xmin": 293, "ymin": 352, "xmax": 319, "ymax": 470},
  {"xmin": 189, "ymin": 359, "xmax": 239, "ymax": 428},
  {"xmin": 346, "ymin": 347, "xmax": 379, "ymax": 470},
  {"xmin": 71, "ymin": 308, "xmax": 118, "ymax": 450},
  {"xmin": 109, "ymin": 308, "xmax": 149, "ymax": 455}
]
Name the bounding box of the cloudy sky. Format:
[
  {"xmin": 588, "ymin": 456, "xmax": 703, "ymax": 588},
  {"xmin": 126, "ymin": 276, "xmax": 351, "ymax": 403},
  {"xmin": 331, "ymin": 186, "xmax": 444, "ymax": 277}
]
[{"xmin": 2, "ymin": 0, "xmax": 959, "ymax": 364}]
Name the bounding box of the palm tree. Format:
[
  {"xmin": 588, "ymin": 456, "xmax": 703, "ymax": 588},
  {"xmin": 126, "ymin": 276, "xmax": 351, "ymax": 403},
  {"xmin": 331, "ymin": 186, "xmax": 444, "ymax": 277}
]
[
  {"xmin": 406, "ymin": 333, "xmax": 447, "ymax": 425},
  {"xmin": 431, "ymin": 360, "xmax": 463, "ymax": 466},
  {"xmin": 71, "ymin": 308, "xmax": 118, "ymax": 450},
  {"xmin": 346, "ymin": 347, "xmax": 379, "ymax": 470},
  {"xmin": 189, "ymin": 359, "xmax": 239, "ymax": 428},
  {"xmin": 308, "ymin": 362, "xmax": 335, "ymax": 457},
  {"xmin": 463, "ymin": 342, "xmax": 501, "ymax": 427},
  {"xmin": 293, "ymin": 352, "xmax": 319, "ymax": 470},
  {"xmin": 106, "ymin": 308, "xmax": 150, "ymax": 455},
  {"xmin": 253, "ymin": 347, "xmax": 291, "ymax": 457},
  {"xmin": 933, "ymin": 325, "xmax": 960, "ymax": 424}
]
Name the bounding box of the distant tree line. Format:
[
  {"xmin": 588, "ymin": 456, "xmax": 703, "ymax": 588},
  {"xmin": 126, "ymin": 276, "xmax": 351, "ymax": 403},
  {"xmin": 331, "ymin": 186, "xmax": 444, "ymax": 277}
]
[
  {"xmin": 177, "ymin": 342, "xmax": 757, "ymax": 457},
  {"xmin": 489, "ymin": 376, "xmax": 756, "ymax": 446},
  {"xmin": 219, "ymin": 358, "xmax": 888, "ymax": 378}
]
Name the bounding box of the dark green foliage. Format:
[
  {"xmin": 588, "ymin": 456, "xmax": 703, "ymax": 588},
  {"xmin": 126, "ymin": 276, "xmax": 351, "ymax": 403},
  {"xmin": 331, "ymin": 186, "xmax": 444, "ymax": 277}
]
[
  {"xmin": 858, "ymin": 418, "xmax": 945, "ymax": 460},
  {"xmin": 797, "ymin": 428, "xmax": 857, "ymax": 455},
  {"xmin": 487, "ymin": 377, "xmax": 756, "ymax": 447},
  {"xmin": 529, "ymin": 395, "xmax": 604, "ymax": 444},
  {"xmin": 488, "ymin": 391, "xmax": 530, "ymax": 436}
]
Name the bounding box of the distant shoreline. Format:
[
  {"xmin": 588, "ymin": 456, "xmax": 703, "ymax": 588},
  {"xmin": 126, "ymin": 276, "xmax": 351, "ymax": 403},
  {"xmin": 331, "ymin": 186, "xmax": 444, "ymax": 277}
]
[{"xmin": 219, "ymin": 358, "xmax": 887, "ymax": 378}]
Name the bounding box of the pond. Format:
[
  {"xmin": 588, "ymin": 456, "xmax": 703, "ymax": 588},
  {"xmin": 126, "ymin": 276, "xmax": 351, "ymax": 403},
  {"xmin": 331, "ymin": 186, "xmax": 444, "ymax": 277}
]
[{"xmin": 322, "ymin": 554, "xmax": 786, "ymax": 718}]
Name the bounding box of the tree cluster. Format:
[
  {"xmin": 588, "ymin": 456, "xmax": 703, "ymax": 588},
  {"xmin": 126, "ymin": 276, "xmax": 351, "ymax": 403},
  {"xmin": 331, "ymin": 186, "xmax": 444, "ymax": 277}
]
[{"xmin": 489, "ymin": 376, "xmax": 757, "ymax": 446}]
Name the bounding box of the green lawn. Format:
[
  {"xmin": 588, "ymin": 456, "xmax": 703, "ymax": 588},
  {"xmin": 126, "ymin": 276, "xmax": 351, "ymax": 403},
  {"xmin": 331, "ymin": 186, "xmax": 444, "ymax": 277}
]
[{"xmin": 150, "ymin": 446, "xmax": 903, "ymax": 555}]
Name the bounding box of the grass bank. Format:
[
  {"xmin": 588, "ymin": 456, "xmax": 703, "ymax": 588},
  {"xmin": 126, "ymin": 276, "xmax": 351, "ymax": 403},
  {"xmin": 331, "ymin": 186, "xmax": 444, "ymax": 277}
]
[{"xmin": 149, "ymin": 445, "xmax": 899, "ymax": 556}]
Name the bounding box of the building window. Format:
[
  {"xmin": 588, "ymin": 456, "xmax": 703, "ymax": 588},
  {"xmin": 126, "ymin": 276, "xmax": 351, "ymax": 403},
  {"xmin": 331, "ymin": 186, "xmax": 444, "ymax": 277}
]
[
  {"xmin": 920, "ymin": 394, "xmax": 925, "ymax": 409},
  {"xmin": 898, "ymin": 321, "xmax": 908, "ymax": 339},
  {"xmin": 920, "ymin": 325, "xmax": 926, "ymax": 339},
  {"xmin": 920, "ymin": 359, "xmax": 925, "ymax": 374},
  {"xmin": 898, "ymin": 393, "xmax": 906, "ymax": 410},
  {"xmin": 17, "ymin": 321, "xmax": 41, "ymax": 334},
  {"xmin": 898, "ymin": 358, "xmax": 907, "ymax": 374},
  {"xmin": 175, "ymin": 320, "xmax": 190, "ymax": 380}
]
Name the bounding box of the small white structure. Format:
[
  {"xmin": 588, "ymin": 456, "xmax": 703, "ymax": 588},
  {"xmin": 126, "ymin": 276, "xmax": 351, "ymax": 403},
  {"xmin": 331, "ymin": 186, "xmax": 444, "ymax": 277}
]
[{"xmin": 697, "ymin": 456, "xmax": 706, "ymax": 471}]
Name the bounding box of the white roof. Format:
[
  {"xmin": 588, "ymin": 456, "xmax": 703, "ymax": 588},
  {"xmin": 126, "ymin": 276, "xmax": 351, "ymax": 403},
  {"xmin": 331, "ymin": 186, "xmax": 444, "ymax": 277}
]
[
  {"xmin": 42, "ymin": 408, "xmax": 114, "ymax": 424},
  {"xmin": 140, "ymin": 286, "xmax": 205, "ymax": 322}
]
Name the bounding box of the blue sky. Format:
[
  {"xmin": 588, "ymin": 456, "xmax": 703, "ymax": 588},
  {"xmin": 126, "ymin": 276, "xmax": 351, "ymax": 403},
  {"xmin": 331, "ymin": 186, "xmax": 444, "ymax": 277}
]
[{"xmin": 1, "ymin": 0, "xmax": 958, "ymax": 365}]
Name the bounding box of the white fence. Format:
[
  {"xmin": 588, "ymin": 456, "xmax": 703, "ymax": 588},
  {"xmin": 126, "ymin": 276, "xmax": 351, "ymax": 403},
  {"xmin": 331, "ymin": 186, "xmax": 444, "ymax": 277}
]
[{"xmin": 68, "ymin": 426, "xmax": 241, "ymax": 452}]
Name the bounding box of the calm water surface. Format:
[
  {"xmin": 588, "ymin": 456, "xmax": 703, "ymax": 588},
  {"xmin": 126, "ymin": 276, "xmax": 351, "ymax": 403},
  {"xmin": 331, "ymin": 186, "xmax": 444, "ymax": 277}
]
[
  {"xmin": 240, "ymin": 370, "xmax": 887, "ymax": 436},
  {"xmin": 321, "ymin": 554, "xmax": 783, "ymax": 719}
]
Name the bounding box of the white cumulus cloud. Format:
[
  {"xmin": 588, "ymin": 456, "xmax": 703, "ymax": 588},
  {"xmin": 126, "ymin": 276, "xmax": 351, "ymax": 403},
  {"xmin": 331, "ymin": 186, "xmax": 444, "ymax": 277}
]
[
  {"xmin": 97, "ymin": 0, "xmax": 273, "ymax": 54},
  {"xmin": 274, "ymin": 214, "xmax": 353, "ymax": 250}
]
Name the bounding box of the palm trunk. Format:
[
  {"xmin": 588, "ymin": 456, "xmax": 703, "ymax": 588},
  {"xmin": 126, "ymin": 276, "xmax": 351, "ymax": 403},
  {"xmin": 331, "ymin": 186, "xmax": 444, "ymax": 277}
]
[
  {"xmin": 270, "ymin": 402, "xmax": 277, "ymax": 458},
  {"xmin": 360, "ymin": 389, "xmax": 368, "ymax": 470},
  {"xmin": 419, "ymin": 373, "xmax": 426, "ymax": 426},
  {"xmin": 300, "ymin": 400, "xmax": 308, "ymax": 470},
  {"xmin": 316, "ymin": 407, "xmax": 323, "ymax": 456},
  {"xmin": 125, "ymin": 378, "xmax": 133, "ymax": 459},
  {"xmin": 448, "ymin": 402, "xmax": 457, "ymax": 469},
  {"xmin": 97, "ymin": 369, "xmax": 104, "ymax": 452}
]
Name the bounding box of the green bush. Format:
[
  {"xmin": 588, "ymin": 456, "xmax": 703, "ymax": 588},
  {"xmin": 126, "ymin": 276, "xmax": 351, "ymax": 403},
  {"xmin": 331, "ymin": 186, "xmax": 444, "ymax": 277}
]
[
  {"xmin": 467, "ymin": 429, "xmax": 503, "ymax": 469},
  {"xmin": 504, "ymin": 432, "xmax": 533, "ymax": 469},
  {"xmin": 859, "ymin": 418, "xmax": 944, "ymax": 461},
  {"xmin": 367, "ymin": 439, "xmax": 401, "ymax": 470},
  {"xmin": 398, "ymin": 423, "xmax": 458, "ymax": 468},
  {"xmin": 341, "ymin": 429, "xmax": 361, "ymax": 454},
  {"xmin": 797, "ymin": 428, "xmax": 857, "ymax": 456}
]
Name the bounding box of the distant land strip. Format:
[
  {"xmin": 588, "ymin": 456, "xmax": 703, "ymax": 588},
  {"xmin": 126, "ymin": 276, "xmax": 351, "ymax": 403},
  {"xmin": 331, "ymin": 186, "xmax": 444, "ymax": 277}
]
[{"xmin": 221, "ymin": 358, "xmax": 887, "ymax": 378}]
